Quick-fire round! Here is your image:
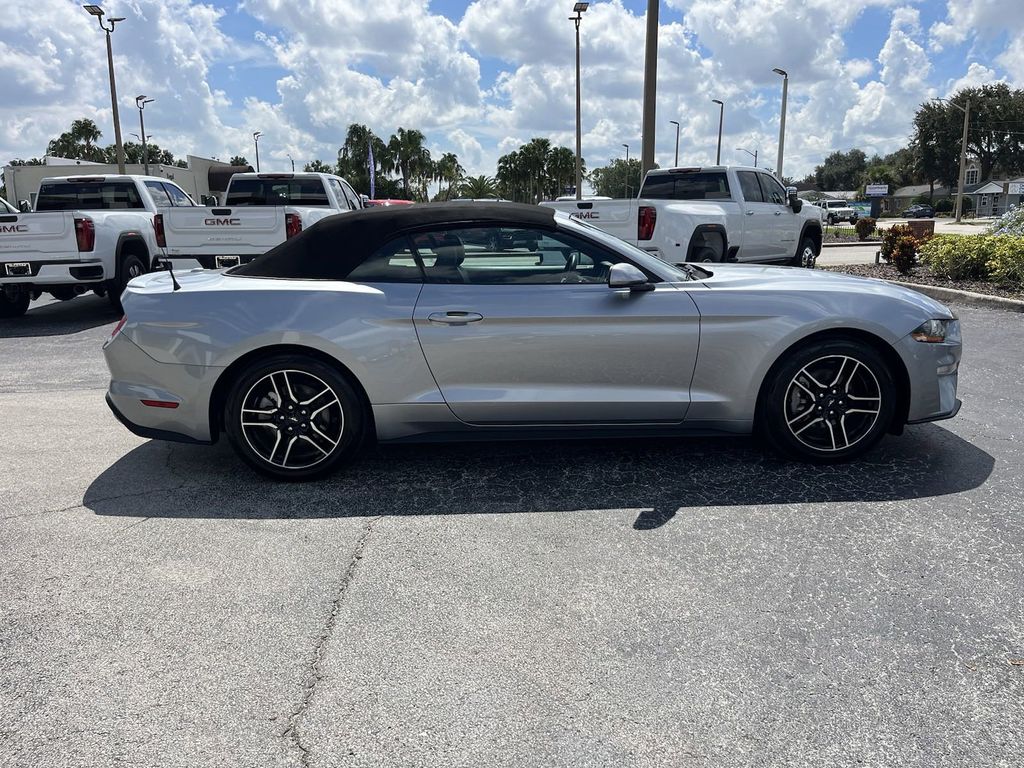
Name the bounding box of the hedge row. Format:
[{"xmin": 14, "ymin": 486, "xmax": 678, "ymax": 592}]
[{"xmin": 919, "ymin": 234, "xmax": 1024, "ymax": 287}]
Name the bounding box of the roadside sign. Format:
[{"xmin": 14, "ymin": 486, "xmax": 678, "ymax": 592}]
[
  {"xmin": 865, "ymin": 184, "xmax": 889, "ymax": 196},
  {"xmin": 1009, "ymin": 182, "xmax": 1024, "ymax": 195}
]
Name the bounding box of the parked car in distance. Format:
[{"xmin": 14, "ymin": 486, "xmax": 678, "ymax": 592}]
[
  {"xmin": 542, "ymin": 166, "xmax": 823, "ymax": 268},
  {"xmin": 902, "ymin": 204, "xmax": 935, "ymax": 219},
  {"xmin": 104, "ymin": 202, "xmax": 962, "ymax": 481},
  {"xmin": 156, "ymin": 172, "xmax": 364, "ymax": 271},
  {"xmin": 820, "ymin": 199, "xmax": 859, "ymax": 225},
  {"xmin": 0, "ymin": 174, "xmax": 195, "ymax": 318},
  {"xmin": 799, "ymin": 198, "xmax": 826, "ymax": 223}
]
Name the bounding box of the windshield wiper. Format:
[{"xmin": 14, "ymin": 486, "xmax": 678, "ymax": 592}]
[{"xmin": 673, "ymin": 262, "xmax": 712, "ymax": 281}]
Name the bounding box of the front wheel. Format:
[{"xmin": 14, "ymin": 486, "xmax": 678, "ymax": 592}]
[
  {"xmin": 758, "ymin": 339, "xmax": 896, "ymax": 463},
  {"xmin": 791, "ymin": 235, "xmax": 818, "ymax": 268},
  {"xmin": 827, "ymin": 214, "xmax": 836, "ymax": 226},
  {"xmin": 224, "ymin": 354, "xmax": 366, "ymax": 480},
  {"xmin": 0, "ymin": 287, "xmax": 30, "ymax": 318}
]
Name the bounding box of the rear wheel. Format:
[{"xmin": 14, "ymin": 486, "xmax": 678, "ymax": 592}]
[
  {"xmin": 687, "ymin": 232, "xmax": 724, "ymax": 263},
  {"xmin": 106, "ymin": 252, "xmax": 147, "ymax": 313},
  {"xmin": 0, "ymin": 286, "xmax": 30, "ymax": 318},
  {"xmin": 758, "ymin": 339, "xmax": 896, "ymax": 463},
  {"xmin": 224, "ymin": 354, "xmax": 366, "ymax": 480}
]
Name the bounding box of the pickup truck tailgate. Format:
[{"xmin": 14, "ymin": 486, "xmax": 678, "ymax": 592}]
[
  {"xmin": 540, "ymin": 200, "xmax": 638, "ymax": 243},
  {"xmin": 160, "ymin": 207, "xmax": 286, "ymax": 256},
  {"xmin": 0, "ymin": 212, "xmax": 80, "ymax": 257}
]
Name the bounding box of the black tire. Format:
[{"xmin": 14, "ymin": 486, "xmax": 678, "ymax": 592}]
[
  {"xmin": 224, "ymin": 354, "xmax": 366, "ymax": 481},
  {"xmin": 757, "ymin": 339, "xmax": 896, "ymax": 464},
  {"xmin": 106, "ymin": 252, "xmax": 147, "ymax": 313},
  {"xmin": 49, "ymin": 286, "xmax": 78, "ymax": 302},
  {"xmin": 827, "ymin": 214, "xmax": 836, "ymax": 226},
  {"xmin": 791, "ymin": 235, "xmax": 818, "ymax": 268},
  {"xmin": 687, "ymin": 232, "xmax": 724, "ymax": 263},
  {"xmin": 0, "ymin": 288, "xmax": 30, "ymax": 318}
]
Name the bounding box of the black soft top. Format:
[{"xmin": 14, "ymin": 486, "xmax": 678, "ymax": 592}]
[{"xmin": 232, "ymin": 201, "xmax": 557, "ymax": 280}]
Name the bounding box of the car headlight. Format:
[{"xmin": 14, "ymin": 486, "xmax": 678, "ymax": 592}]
[{"xmin": 911, "ymin": 318, "xmax": 961, "ymax": 344}]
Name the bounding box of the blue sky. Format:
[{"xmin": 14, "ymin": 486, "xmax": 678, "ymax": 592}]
[{"xmin": 1, "ymin": 0, "xmax": 1021, "ymax": 181}]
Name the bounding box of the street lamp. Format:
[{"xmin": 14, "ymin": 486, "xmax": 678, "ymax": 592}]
[
  {"xmin": 84, "ymin": 5, "xmax": 127, "ymax": 174},
  {"xmin": 711, "ymin": 99, "xmax": 724, "ymax": 165},
  {"xmin": 737, "ymin": 147, "xmax": 758, "ymax": 167},
  {"xmin": 622, "ymin": 143, "xmax": 630, "ymax": 197},
  {"xmin": 286, "ymin": 153, "xmax": 295, "ymax": 172},
  {"xmin": 772, "ymin": 68, "xmax": 788, "ymax": 179},
  {"xmin": 570, "ymin": 2, "xmax": 589, "ymax": 200},
  {"xmin": 135, "ymin": 95, "xmax": 154, "ymax": 174},
  {"xmin": 669, "ymin": 120, "xmax": 680, "ymax": 167},
  {"xmin": 253, "ymin": 131, "xmax": 262, "ymax": 172},
  {"xmin": 938, "ymin": 97, "xmax": 971, "ymax": 223}
]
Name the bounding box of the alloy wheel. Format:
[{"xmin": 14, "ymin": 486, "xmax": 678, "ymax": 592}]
[
  {"xmin": 783, "ymin": 354, "xmax": 881, "ymax": 452},
  {"xmin": 240, "ymin": 369, "xmax": 345, "ymax": 470}
]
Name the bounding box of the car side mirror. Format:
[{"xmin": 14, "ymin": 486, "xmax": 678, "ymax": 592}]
[
  {"xmin": 608, "ymin": 263, "xmax": 654, "ymax": 292},
  {"xmin": 18, "ymin": 200, "xmax": 30, "ymax": 213},
  {"xmin": 360, "ymin": 194, "xmax": 370, "ymax": 206},
  {"xmin": 787, "ymin": 187, "xmax": 802, "ymax": 213}
]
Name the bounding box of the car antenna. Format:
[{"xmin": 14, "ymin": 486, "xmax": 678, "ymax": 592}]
[{"xmin": 160, "ymin": 258, "xmax": 182, "ymax": 291}]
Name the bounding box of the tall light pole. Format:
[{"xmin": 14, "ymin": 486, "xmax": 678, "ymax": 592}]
[
  {"xmin": 622, "ymin": 143, "xmax": 630, "ymax": 197},
  {"xmin": 772, "ymin": 68, "xmax": 788, "ymax": 179},
  {"xmin": 287, "ymin": 153, "xmax": 296, "ymax": 172},
  {"xmin": 737, "ymin": 147, "xmax": 757, "ymax": 167},
  {"xmin": 253, "ymin": 131, "xmax": 262, "ymax": 173},
  {"xmin": 570, "ymin": 3, "xmax": 589, "ymax": 200},
  {"xmin": 940, "ymin": 97, "xmax": 971, "ymax": 223},
  {"xmin": 135, "ymin": 95, "xmax": 153, "ymax": 174},
  {"xmin": 84, "ymin": 5, "xmax": 126, "ymax": 174},
  {"xmin": 640, "ymin": 0, "xmax": 659, "ymax": 178},
  {"xmin": 711, "ymin": 99, "xmax": 724, "ymax": 165},
  {"xmin": 669, "ymin": 120, "xmax": 680, "ymax": 167}
]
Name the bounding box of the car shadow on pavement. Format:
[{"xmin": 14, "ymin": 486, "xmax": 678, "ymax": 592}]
[
  {"xmin": 0, "ymin": 295, "xmax": 117, "ymax": 338},
  {"xmin": 84, "ymin": 422, "xmax": 994, "ymax": 530}
]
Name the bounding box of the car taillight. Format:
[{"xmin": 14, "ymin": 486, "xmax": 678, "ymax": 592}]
[
  {"xmin": 109, "ymin": 315, "xmax": 128, "ymax": 342},
  {"xmin": 638, "ymin": 206, "xmax": 657, "ymax": 241},
  {"xmin": 153, "ymin": 213, "xmax": 166, "ymax": 248},
  {"xmin": 286, "ymin": 212, "xmax": 302, "ymax": 239},
  {"xmin": 75, "ymin": 217, "xmax": 95, "ymax": 252}
]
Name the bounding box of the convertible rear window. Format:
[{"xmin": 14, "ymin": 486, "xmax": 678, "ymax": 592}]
[{"xmin": 640, "ymin": 172, "xmax": 731, "ymax": 201}]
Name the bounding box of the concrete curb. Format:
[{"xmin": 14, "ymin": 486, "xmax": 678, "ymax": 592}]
[
  {"xmin": 822, "ymin": 241, "xmax": 880, "ymax": 249},
  {"xmin": 890, "ymin": 281, "xmax": 1024, "ymax": 313}
]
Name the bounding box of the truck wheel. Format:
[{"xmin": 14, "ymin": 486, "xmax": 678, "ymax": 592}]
[
  {"xmin": 827, "ymin": 214, "xmax": 836, "ymax": 225},
  {"xmin": 0, "ymin": 287, "xmax": 30, "ymax": 318},
  {"xmin": 791, "ymin": 236, "xmax": 818, "ymax": 268},
  {"xmin": 106, "ymin": 253, "xmax": 147, "ymax": 313},
  {"xmin": 687, "ymin": 232, "xmax": 724, "ymax": 263}
]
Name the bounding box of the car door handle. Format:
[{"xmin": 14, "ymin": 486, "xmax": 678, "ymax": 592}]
[
  {"xmin": 745, "ymin": 210, "xmax": 756, "ymax": 215},
  {"xmin": 427, "ymin": 311, "xmax": 484, "ymax": 325}
]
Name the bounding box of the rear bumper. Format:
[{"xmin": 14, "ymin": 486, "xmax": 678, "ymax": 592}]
[{"xmin": 1, "ymin": 258, "xmax": 106, "ymax": 285}]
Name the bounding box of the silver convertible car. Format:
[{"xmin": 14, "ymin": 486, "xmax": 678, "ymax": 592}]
[{"xmin": 103, "ymin": 203, "xmax": 961, "ymax": 480}]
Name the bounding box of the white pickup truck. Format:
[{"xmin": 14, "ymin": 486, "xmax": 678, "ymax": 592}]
[
  {"xmin": 156, "ymin": 172, "xmax": 364, "ymax": 270},
  {"xmin": 0, "ymin": 174, "xmax": 198, "ymax": 318},
  {"xmin": 541, "ymin": 166, "xmax": 823, "ymax": 268}
]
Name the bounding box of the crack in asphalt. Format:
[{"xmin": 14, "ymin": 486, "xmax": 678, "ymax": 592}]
[{"xmin": 283, "ymin": 516, "xmax": 381, "ymax": 767}]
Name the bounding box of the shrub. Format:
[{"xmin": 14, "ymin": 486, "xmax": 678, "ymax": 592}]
[
  {"xmin": 919, "ymin": 235, "xmax": 993, "ymax": 281},
  {"xmin": 986, "ymin": 235, "xmax": 1024, "ymax": 287},
  {"xmin": 880, "ymin": 224, "xmax": 919, "ymax": 275},
  {"xmin": 989, "ymin": 206, "xmax": 1024, "ymax": 236},
  {"xmin": 934, "ymin": 198, "xmax": 954, "ymax": 214},
  {"xmin": 855, "ymin": 217, "xmax": 876, "ymax": 240}
]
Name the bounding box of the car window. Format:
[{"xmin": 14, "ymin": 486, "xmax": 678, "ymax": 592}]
[
  {"xmin": 736, "ymin": 171, "xmax": 764, "ymax": 203},
  {"xmin": 225, "ymin": 178, "xmax": 330, "ymax": 206},
  {"xmin": 144, "ymin": 181, "xmax": 173, "ymax": 207},
  {"xmin": 339, "ymin": 180, "xmax": 362, "ymax": 210},
  {"xmin": 36, "ymin": 181, "xmax": 146, "ymax": 211},
  {"xmin": 640, "ymin": 172, "xmax": 731, "ymax": 201},
  {"xmin": 163, "ymin": 183, "xmax": 194, "ymax": 206},
  {"xmin": 757, "ymin": 173, "xmax": 787, "ymax": 205},
  {"xmin": 345, "ymin": 237, "xmax": 423, "ymax": 283},
  {"xmin": 414, "ymin": 227, "xmax": 614, "ymax": 285},
  {"xmin": 327, "ymin": 179, "xmax": 351, "ymax": 210}
]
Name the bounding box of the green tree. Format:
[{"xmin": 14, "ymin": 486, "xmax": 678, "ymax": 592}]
[
  {"xmin": 435, "ymin": 152, "xmax": 465, "ymax": 201},
  {"xmin": 458, "ymin": 175, "xmax": 499, "ymax": 198},
  {"xmin": 337, "ymin": 124, "xmax": 389, "ymax": 196},
  {"xmin": 590, "ymin": 158, "xmax": 644, "ymax": 198},
  {"xmin": 813, "ymin": 149, "xmax": 867, "ymax": 191},
  {"xmin": 304, "ymin": 159, "xmax": 334, "ymax": 173},
  {"xmin": 46, "ymin": 118, "xmax": 105, "ymax": 162},
  {"xmin": 383, "ymin": 128, "xmax": 432, "ymax": 200}
]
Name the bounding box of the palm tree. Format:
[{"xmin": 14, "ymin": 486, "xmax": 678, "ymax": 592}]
[
  {"xmin": 459, "ymin": 175, "xmax": 499, "ymax": 198},
  {"xmin": 435, "ymin": 152, "xmax": 465, "ymax": 201},
  {"xmin": 46, "ymin": 118, "xmax": 105, "ymax": 162},
  {"xmin": 338, "ymin": 124, "xmax": 387, "ymax": 195},
  {"xmin": 384, "ymin": 128, "xmax": 432, "ymax": 200},
  {"xmin": 520, "ymin": 138, "xmax": 551, "ymax": 203},
  {"xmin": 546, "ymin": 146, "xmax": 578, "ymax": 199}
]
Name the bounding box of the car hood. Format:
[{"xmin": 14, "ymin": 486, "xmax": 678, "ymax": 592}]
[{"xmin": 695, "ymin": 263, "xmax": 954, "ymax": 318}]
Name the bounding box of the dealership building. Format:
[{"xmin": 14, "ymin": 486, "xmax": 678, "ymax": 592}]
[{"xmin": 2, "ymin": 155, "xmax": 252, "ymax": 207}]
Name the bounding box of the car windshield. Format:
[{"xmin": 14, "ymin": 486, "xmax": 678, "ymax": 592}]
[
  {"xmin": 557, "ymin": 214, "xmax": 694, "ymax": 282},
  {"xmin": 225, "ymin": 178, "xmax": 330, "ymax": 206},
  {"xmin": 35, "ymin": 181, "xmax": 145, "ymax": 211}
]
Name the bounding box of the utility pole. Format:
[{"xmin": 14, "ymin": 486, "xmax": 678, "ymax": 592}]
[
  {"xmin": 640, "ymin": 0, "xmax": 659, "ymax": 178},
  {"xmin": 773, "ymin": 68, "xmax": 788, "ymax": 179},
  {"xmin": 136, "ymin": 95, "xmax": 153, "ymax": 174},
  {"xmin": 253, "ymin": 131, "xmax": 262, "ymax": 173},
  {"xmin": 712, "ymin": 99, "xmax": 724, "ymax": 165},
  {"xmin": 669, "ymin": 120, "xmax": 680, "ymax": 167},
  {"xmin": 954, "ymin": 99, "xmax": 970, "ymax": 223},
  {"xmin": 571, "ymin": 3, "xmax": 589, "ymax": 200}
]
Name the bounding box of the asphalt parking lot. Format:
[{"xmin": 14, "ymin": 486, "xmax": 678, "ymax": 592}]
[{"xmin": 2, "ymin": 294, "xmax": 1022, "ymax": 768}]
